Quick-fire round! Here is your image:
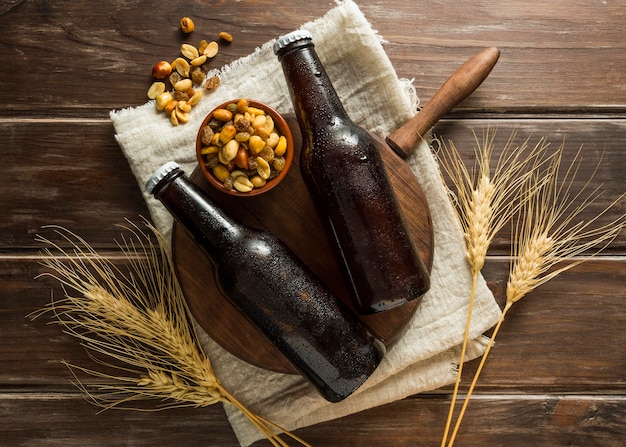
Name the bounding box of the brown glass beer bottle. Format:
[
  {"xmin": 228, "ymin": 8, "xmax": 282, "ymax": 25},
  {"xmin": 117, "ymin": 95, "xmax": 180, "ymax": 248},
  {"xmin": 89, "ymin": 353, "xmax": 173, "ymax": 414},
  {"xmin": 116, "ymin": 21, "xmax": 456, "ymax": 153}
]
[
  {"xmin": 274, "ymin": 30, "xmax": 430, "ymax": 315},
  {"xmin": 146, "ymin": 162, "xmax": 383, "ymax": 402}
]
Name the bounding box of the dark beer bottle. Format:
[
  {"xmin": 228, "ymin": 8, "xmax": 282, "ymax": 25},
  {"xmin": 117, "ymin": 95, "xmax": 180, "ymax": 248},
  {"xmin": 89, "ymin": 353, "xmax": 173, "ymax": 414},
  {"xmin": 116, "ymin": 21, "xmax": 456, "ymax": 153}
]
[
  {"xmin": 146, "ymin": 161, "xmax": 383, "ymax": 402},
  {"xmin": 274, "ymin": 30, "xmax": 430, "ymax": 315}
]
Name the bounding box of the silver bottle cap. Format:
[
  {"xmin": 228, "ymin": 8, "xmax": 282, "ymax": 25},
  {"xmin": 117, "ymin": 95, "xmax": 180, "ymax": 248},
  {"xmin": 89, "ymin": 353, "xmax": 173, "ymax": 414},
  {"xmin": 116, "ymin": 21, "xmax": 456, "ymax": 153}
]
[
  {"xmin": 145, "ymin": 161, "xmax": 180, "ymax": 194},
  {"xmin": 273, "ymin": 30, "xmax": 313, "ymax": 55}
]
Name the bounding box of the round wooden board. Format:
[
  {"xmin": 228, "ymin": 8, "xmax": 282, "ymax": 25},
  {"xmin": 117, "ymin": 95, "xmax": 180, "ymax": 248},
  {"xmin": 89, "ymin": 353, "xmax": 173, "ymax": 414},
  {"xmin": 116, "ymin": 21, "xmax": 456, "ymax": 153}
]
[{"xmin": 172, "ymin": 117, "xmax": 434, "ymax": 374}]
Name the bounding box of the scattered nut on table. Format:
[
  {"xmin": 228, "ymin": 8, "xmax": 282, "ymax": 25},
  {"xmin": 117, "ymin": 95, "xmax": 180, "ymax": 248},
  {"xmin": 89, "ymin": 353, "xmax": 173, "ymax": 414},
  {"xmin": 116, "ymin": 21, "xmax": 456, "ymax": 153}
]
[
  {"xmin": 179, "ymin": 17, "xmax": 195, "ymax": 33},
  {"xmin": 151, "ymin": 61, "xmax": 172, "ymax": 79},
  {"xmin": 219, "ymin": 31, "xmax": 233, "ymax": 43},
  {"xmin": 146, "ymin": 26, "xmax": 234, "ymax": 126}
]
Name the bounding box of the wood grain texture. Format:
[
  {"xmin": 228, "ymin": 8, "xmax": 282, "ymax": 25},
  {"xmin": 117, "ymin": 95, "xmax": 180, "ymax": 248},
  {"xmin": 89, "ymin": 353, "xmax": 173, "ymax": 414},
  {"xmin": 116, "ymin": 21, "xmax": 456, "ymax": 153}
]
[
  {"xmin": 1, "ymin": 1, "xmax": 625, "ymax": 114},
  {"xmin": 1, "ymin": 0, "xmax": 624, "ymax": 446}
]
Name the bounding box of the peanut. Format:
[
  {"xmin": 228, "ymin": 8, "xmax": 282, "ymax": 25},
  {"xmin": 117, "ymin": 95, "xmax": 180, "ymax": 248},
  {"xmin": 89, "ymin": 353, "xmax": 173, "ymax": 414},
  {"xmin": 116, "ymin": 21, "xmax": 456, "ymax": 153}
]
[
  {"xmin": 191, "ymin": 55, "xmax": 207, "ymax": 66},
  {"xmin": 177, "ymin": 100, "xmax": 192, "ymax": 113},
  {"xmin": 219, "ymin": 139, "xmax": 239, "ymax": 163},
  {"xmin": 172, "ymin": 57, "xmax": 190, "ymax": 78},
  {"xmin": 175, "ymin": 107, "xmax": 190, "ymax": 124},
  {"xmin": 250, "ymin": 175, "xmax": 266, "ymax": 188},
  {"xmin": 181, "ymin": 43, "xmax": 199, "ymax": 60},
  {"xmin": 203, "ymin": 41, "xmax": 219, "ymax": 58},
  {"xmin": 188, "ymin": 89, "xmax": 203, "ymax": 106},
  {"xmin": 170, "ymin": 109, "xmax": 179, "ymax": 126},
  {"xmin": 233, "ymin": 176, "xmax": 254, "ymax": 193},
  {"xmin": 174, "ymin": 78, "xmax": 193, "ymax": 92},
  {"xmin": 266, "ymin": 132, "xmax": 280, "ymax": 148},
  {"xmin": 147, "ymin": 82, "xmax": 166, "ymax": 99},
  {"xmin": 252, "ymin": 114, "xmax": 267, "ymax": 129},
  {"xmin": 256, "ymin": 157, "xmax": 271, "ymax": 180}
]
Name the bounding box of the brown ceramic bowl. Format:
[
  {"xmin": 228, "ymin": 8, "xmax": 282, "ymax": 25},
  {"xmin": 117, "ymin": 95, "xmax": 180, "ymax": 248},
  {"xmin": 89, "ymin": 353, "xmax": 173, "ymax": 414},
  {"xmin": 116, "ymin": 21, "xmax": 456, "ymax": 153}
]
[{"xmin": 196, "ymin": 99, "xmax": 294, "ymax": 197}]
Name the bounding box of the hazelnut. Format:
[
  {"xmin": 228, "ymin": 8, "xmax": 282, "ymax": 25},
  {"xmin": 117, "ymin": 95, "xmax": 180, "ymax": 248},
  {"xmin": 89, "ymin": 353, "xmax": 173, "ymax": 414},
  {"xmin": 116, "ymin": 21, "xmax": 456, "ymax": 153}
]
[
  {"xmin": 179, "ymin": 17, "xmax": 195, "ymax": 33},
  {"xmin": 151, "ymin": 60, "xmax": 172, "ymax": 79}
]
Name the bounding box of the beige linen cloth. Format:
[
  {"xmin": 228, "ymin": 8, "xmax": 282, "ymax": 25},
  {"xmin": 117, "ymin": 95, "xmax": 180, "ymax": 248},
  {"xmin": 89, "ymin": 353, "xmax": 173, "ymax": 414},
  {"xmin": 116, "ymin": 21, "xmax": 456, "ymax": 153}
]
[{"xmin": 111, "ymin": 1, "xmax": 501, "ymax": 445}]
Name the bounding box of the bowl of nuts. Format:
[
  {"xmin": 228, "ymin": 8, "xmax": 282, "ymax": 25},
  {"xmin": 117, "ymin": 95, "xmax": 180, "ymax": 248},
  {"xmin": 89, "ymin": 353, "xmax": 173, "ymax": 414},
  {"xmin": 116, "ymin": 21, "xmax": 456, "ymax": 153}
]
[{"xmin": 196, "ymin": 98, "xmax": 294, "ymax": 196}]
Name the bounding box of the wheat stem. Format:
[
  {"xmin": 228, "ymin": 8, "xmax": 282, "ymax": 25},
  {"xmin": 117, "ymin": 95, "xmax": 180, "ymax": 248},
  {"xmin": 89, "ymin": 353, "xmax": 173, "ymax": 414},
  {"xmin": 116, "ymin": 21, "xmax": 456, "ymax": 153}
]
[
  {"xmin": 440, "ymin": 273, "xmax": 478, "ymax": 447},
  {"xmin": 447, "ymin": 302, "xmax": 511, "ymax": 447}
]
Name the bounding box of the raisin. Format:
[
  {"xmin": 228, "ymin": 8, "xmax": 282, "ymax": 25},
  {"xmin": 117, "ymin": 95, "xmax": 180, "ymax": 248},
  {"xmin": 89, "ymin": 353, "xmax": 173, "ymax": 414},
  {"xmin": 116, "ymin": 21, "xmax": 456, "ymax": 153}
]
[
  {"xmin": 235, "ymin": 118, "xmax": 251, "ymax": 132},
  {"xmin": 223, "ymin": 176, "xmax": 234, "ymax": 190},
  {"xmin": 201, "ymin": 126, "xmax": 215, "ymax": 145},
  {"xmin": 205, "ymin": 75, "xmax": 221, "ymax": 91},
  {"xmin": 205, "ymin": 154, "xmax": 219, "ymax": 168}
]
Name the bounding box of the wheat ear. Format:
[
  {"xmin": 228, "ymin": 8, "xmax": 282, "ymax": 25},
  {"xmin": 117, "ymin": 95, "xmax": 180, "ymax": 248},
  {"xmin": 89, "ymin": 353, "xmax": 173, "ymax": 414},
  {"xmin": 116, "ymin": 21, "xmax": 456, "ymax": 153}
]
[
  {"xmin": 446, "ymin": 143, "xmax": 625, "ymax": 447},
  {"xmin": 32, "ymin": 221, "xmax": 311, "ymax": 447},
  {"xmin": 437, "ymin": 129, "xmax": 549, "ymax": 447}
]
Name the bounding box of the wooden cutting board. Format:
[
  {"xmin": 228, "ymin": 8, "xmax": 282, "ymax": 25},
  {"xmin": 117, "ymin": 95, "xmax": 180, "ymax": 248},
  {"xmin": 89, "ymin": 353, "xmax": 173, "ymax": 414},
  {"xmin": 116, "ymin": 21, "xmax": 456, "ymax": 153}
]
[{"xmin": 172, "ymin": 117, "xmax": 434, "ymax": 374}]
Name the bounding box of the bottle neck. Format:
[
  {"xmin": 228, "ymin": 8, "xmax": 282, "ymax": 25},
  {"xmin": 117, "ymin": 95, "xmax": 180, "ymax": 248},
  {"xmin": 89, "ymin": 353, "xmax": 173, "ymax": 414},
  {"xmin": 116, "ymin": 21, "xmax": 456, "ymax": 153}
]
[
  {"xmin": 278, "ymin": 42, "xmax": 351, "ymax": 132},
  {"xmin": 152, "ymin": 170, "xmax": 241, "ymax": 257}
]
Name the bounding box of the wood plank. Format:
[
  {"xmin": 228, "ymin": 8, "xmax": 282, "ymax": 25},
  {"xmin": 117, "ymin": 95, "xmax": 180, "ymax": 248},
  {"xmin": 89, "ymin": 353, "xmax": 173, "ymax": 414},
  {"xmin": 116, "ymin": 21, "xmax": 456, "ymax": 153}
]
[
  {"xmin": 0, "ymin": 1, "xmax": 334, "ymax": 116},
  {"xmin": 0, "ymin": 392, "xmax": 240, "ymax": 446},
  {"xmin": 5, "ymin": 256, "xmax": 624, "ymax": 391},
  {"xmin": 466, "ymin": 258, "xmax": 626, "ymax": 392},
  {"xmin": 0, "ymin": 1, "xmax": 625, "ymax": 115},
  {"xmin": 0, "ymin": 392, "xmax": 623, "ymax": 447},
  {"xmin": 0, "ymin": 121, "xmax": 150, "ymax": 248},
  {"xmin": 433, "ymin": 118, "xmax": 626, "ymax": 251},
  {"xmin": 377, "ymin": 0, "xmax": 626, "ymax": 112},
  {"xmin": 2, "ymin": 119, "xmax": 622, "ymax": 249},
  {"xmin": 282, "ymin": 395, "xmax": 626, "ymax": 447}
]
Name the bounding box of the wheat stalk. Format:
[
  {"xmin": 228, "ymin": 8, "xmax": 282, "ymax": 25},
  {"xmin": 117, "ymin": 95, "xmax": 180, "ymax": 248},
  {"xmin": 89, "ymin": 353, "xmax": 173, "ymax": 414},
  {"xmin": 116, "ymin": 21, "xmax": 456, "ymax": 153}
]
[
  {"xmin": 445, "ymin": 143, "xmax": 625, "ymax": 447},
  {"xmin": 436, "ymin": 128, "xmax": 549, "ymax": 447},
  {"xmin": 32, "ymin": 221, "xmax": 310, "ymax": 447}
]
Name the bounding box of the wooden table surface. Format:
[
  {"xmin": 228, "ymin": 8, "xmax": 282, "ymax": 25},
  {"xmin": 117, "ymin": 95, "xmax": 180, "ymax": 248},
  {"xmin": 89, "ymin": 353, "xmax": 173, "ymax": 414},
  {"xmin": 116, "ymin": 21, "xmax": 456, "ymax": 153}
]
[{"xmin": 1, "ymin": 1, "xmax": 624, "ymax": 445}]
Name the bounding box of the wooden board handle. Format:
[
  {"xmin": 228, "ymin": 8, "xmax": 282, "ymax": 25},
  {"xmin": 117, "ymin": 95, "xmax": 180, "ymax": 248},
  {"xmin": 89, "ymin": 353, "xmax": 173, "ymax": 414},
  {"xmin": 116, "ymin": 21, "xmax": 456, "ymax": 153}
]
[{"xmin": 386, "ymin": 46, "xmax": 500, "ymax": 159}]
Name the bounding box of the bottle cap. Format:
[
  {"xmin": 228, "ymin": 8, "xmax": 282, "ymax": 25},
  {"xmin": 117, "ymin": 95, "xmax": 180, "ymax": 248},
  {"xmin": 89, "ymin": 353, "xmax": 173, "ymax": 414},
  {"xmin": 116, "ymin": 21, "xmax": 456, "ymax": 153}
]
[
  {"xmin": 145, "ymin": 161, "xmax": 180, "ymax": 194},
  {"xmin": 273, "ymin": 30, "xmax": 313, "ymax": 55}
]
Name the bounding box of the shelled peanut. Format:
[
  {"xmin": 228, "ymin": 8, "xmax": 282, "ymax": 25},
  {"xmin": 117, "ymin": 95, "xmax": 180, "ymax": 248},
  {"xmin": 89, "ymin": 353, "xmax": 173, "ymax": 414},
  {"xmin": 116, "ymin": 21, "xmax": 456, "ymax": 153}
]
[
  {"xmin": 147, "ymin": 28, "xmax": 231, "ymax": 126},
  {"xmin": 200, "ymin": 99, "xmax": 288, "ymax": 193}
]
